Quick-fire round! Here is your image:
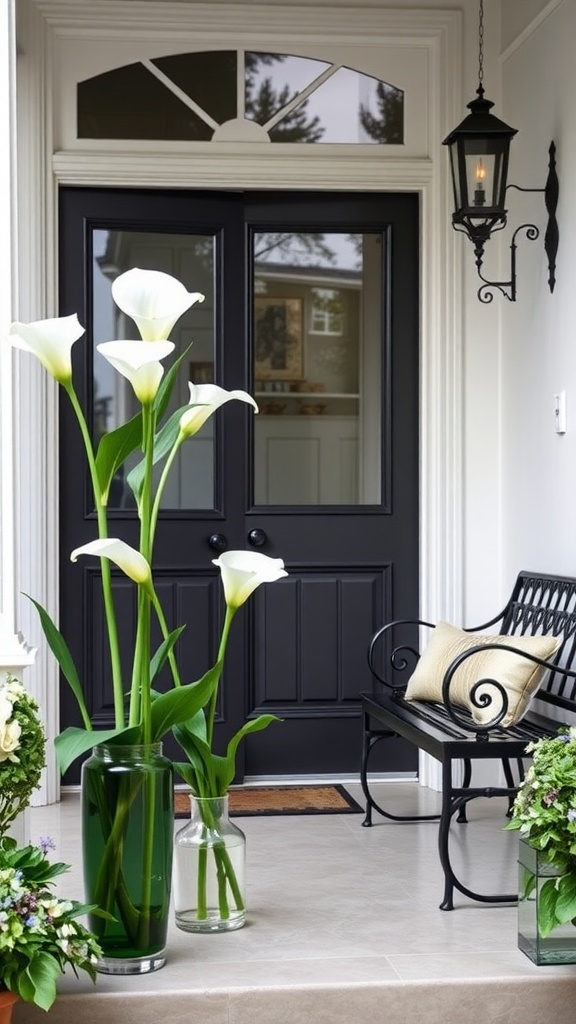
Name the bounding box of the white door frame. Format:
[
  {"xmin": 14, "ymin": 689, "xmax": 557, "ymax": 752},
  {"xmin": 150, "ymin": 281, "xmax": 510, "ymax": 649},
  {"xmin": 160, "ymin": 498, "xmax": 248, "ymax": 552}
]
[{"xmin": 15, "ymin": 2, "xmax": 465, "ymax": 800}]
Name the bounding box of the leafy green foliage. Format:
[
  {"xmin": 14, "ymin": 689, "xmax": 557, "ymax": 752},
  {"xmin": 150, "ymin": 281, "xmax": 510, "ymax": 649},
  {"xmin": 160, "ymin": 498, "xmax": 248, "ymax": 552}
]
[
  {"xmin": 173, "ymin": 712, "xmax": 281, "ymax": 797},
  {"xmin": 0, "ymin": 837, "xmax": 101, "ymax": 1010},
  {"xmin": 0, "ymin": 678, "xmax": 46, "ymax": 838}
]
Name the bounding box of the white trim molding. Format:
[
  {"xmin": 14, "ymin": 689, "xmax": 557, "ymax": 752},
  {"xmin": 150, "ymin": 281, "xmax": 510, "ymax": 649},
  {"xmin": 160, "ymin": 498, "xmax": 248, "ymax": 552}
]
[{"xmin": 16, "ymin": 1, "xmax": 465, "ymax": 800}]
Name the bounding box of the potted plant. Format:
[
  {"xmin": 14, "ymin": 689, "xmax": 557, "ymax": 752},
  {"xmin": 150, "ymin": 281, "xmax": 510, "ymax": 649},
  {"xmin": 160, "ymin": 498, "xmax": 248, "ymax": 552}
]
[
  {"xmin": 0, "ymin": 673, "xmax": 101, "ymax": 1015},
  {"xmin": 506, "ymin": 726, "xmax": 576, "ymax": 963}
]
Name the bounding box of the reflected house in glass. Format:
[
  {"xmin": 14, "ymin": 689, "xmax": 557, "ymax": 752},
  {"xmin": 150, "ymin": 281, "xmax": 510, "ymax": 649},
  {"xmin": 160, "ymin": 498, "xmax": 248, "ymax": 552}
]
[{"xmin": 251, "ymin": 231, "xmax": 381, "ymax": 505}]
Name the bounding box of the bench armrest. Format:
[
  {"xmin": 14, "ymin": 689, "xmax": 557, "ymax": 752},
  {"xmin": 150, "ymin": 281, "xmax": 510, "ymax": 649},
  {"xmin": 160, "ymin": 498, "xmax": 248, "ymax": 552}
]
[
  {"xmin": 367, "ymin": 618, "xmax": 436, "ymax": 691},
  {"xmin": 440, "ymin": 641, "xmax": 575, "ymax": 737}
]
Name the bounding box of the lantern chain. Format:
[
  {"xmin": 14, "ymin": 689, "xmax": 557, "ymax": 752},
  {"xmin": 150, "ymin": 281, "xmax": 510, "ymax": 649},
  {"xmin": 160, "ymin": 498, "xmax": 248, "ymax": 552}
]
[{"xmin": 478, "ymin": 0, "xmax": 484, "ymax": 90}]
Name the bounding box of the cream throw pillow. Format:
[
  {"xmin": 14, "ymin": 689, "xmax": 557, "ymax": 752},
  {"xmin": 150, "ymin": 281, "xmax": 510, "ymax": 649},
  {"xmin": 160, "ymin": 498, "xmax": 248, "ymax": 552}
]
[{"xmin": 404, "ymin": 621, "xmax": 561, "ymax": 727}]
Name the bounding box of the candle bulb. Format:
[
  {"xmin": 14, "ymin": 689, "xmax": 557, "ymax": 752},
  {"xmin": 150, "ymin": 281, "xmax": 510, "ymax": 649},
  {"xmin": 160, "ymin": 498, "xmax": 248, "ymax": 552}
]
[{"xmin": 473, "ymin": 158, "xmax": 486, "ymax": 206}]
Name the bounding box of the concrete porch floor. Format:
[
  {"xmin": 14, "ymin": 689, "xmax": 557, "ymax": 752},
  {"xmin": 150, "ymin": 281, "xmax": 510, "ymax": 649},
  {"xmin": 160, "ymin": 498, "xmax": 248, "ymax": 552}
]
[{"xmin": 17, "ymin": 781, "xmax": 576, "ymax": 1024}]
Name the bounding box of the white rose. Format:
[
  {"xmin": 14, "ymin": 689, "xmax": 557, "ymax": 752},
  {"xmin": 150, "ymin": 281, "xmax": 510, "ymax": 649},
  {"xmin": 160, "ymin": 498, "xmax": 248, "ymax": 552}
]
[{"xmin": 0, "ymin": 718, "xmax": 21, "ymax": 762}]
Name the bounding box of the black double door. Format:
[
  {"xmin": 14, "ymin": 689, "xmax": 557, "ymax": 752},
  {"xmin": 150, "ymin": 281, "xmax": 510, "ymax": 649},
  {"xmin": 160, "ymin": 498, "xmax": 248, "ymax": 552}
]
[{"xmin": 59, "ymin": 188, "xmax": 419, "ymax": 782}]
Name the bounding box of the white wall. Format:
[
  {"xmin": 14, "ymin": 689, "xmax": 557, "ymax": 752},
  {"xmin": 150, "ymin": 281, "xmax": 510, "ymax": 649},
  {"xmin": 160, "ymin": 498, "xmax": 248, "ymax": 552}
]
[{"xmin": 499, "ymin": 1, "xmax": 576, "ymax": 586}]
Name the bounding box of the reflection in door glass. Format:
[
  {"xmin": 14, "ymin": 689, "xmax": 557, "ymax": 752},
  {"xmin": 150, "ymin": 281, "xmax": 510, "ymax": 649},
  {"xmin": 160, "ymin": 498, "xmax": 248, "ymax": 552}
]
[
  {"xmin": 92, "ymin": 230, "xmax": 215, "ymax": 510},
  {"xmin": 252, "ymin": 231, "xmax": 382, "ymax": 505}
]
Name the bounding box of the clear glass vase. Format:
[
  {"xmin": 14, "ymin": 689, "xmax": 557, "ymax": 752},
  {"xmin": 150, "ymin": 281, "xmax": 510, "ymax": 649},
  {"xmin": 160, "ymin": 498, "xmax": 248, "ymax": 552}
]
[
  {"xmin": 81, "ymin": 742, "xmax": 173, "ymax": 974},
  {"xmin": 518, "ymin": 837, "xmax": 576, "ymax": 965},
  {"xmin": 173, "ymin": 794, "xmax": 246, "ymax": 932}
]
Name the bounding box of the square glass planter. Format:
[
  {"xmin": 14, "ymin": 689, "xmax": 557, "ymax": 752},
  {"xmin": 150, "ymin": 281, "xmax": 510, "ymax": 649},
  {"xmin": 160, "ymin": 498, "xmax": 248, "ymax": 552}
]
[{"xmin": 518, "ymin": 837, "xmax": 576, "ymax": 965}]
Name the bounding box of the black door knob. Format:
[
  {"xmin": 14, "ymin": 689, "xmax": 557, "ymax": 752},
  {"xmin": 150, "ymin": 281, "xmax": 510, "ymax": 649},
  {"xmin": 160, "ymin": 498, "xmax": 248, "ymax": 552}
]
[
  {"xmin": 208, "ymin": 532, "xmax": 228, "ymax": 553},
  {"xmin": 247, "ymin": 528, "xmax": 267, "ymax": 547}
]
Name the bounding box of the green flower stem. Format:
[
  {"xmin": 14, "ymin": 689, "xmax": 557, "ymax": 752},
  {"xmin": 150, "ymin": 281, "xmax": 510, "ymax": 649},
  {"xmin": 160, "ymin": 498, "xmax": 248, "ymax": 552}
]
[
  {"xmin": 193, "ymin": 799, "xmax": 244, "ymax": 921},
  {"xmin": 150, "ymin": 435, "xmax": 183, "ymax": 547},
  {"xmin": 136, "ymin": 769, "xmax": 156, "ymax": 949},
  {"xmin": 129, "ymin": 403, "xmax": 156, "ymax": 740},
  {"xmin": 197, "ymin": 845, "xmax": 208, "ymax": 919},
  {"xmin": 64, "ymin": 383, "xmax": 124, "ymax": 728},
  {"xmin": 206, "ymin": 606, "xmax": 236, "ymax": 747},
  {"xmin": 92, "ymin": 777, "xmax": 136, "ymax": 916},
  {"xmin": 148, "ymin": 435, "xmax": 186, "ymax": 690}
]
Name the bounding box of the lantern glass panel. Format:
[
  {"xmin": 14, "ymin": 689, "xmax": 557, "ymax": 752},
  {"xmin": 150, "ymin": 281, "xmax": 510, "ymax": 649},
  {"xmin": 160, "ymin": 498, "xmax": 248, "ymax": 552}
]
[{"xmin": 462, "ymin": 139, "xmax": 508, "ymax": 211}]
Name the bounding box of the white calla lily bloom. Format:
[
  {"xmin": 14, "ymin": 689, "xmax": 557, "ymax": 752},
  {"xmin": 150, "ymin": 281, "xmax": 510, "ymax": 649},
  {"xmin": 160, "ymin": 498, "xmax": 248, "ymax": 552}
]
[
  {"xmin": 180, "ymin": 383, "xmax": 258, "ymax": 438},
  {"xmin": 112, "ymin": 268, "xmax": 204, "ymax": 341},
  {"xmin": 9, "ymin": 314, "xmax": 85, "ymax": 384},
  {"xmin": 213, "ymin": 550, "xmax": 288, "ymax": 610},
  {"xmin": 71, "ymin": 539, "xmax": 151, "ymax": 586},
  {"xmin": 98, "ymin": 340, "xmax": 175, "ymax": 403}
]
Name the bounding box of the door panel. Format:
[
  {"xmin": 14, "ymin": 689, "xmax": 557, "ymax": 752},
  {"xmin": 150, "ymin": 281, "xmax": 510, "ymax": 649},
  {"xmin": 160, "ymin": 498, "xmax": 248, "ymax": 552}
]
[{"xmin": 58, "ymin": 188, "xmax": 419, "ymax": 782}]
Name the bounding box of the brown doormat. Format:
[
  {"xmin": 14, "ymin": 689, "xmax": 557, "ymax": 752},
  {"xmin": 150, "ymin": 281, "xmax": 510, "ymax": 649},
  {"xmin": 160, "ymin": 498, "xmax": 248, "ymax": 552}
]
[{"xmin": 174, "ymin": 784, "xmax": 363, "ymax": 818}]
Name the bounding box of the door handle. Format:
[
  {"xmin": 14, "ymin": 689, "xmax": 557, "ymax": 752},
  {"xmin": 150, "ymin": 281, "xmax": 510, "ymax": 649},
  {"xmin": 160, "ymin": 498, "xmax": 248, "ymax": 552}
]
[
  {"xmin": 208, "ymin": 532, "xmax": 228, "ymax": 553},
  {"xmin": 247, "ymin": 528, "xmax": 267, "ymax": 547}
]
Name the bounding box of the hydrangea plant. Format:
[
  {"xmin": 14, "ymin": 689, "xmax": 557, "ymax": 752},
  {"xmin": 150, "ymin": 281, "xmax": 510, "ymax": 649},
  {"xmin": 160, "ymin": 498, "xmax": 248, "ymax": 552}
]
[
  {"xmin": 0, "ymin": 674, "xmax": 101, "ymax": 1009},
  {"xmin": 0, "ymin": 837, "xmax": 101, "ymax": 1010},
  {"xmin": 506, "ymin": 726, "xmax": 576, "ymax": 937}
]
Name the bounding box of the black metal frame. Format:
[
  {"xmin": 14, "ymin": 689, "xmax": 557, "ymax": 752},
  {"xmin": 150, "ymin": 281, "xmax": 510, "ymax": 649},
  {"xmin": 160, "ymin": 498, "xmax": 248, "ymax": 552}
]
[
  {"xmin": 467, "ymin": 142, "xmax": 559, "ymax": 303},
  {"xmin": 360, "ymin": 570, "xmax": 576, "ymax": 912}
]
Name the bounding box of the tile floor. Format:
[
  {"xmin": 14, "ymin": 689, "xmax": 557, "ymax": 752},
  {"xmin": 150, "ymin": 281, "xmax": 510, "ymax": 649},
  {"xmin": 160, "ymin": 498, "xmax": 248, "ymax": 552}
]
[{"xmin": 17, "ymin": 781, "xmax": 576, "ymax": 1024}]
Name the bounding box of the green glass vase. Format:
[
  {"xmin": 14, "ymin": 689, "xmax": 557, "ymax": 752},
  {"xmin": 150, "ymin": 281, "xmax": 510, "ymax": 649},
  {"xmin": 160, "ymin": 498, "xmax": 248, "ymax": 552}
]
[
  {"xmin": 518, "ymin": 837, "xmax": 576, "ymax": 965},
  {"xmin": 81, "ymin": 742, "xmax": 173, "ymax": 974}
]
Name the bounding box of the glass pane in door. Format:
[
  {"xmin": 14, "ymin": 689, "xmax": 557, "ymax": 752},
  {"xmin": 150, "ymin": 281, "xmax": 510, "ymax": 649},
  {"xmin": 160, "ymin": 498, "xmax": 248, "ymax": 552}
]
[
  {"xmin": 92, "ymin": 229, "xmax": 215, "ymax": 510},
  {"xmin": 252, "ymin": 231, "xmax": 382, "ymax": 505}
]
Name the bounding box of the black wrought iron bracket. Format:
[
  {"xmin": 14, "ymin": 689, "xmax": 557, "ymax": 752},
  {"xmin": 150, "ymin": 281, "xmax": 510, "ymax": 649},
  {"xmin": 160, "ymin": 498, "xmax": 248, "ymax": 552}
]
[{"xmin": 474, "ymin": 141, "xmax": 559, "ymax": 303}]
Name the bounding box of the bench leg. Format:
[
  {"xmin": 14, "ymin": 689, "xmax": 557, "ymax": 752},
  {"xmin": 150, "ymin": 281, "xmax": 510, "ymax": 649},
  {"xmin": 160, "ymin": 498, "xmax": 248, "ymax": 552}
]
[
  {"xmin": 439, "ymin": 757, "xmax": 456, "ymax": 910},
  {"xmin": 360, "ymin": 708, "xmax": 375, "ymax": 827},
  {"xmin": 360, "ymin": 707, "xmax": 440, "ymax": 826},
  {"xmin": 455, "ymin": 759, "xmax": 471, "ymax": 823},
  {"xmin": 438, "ymin": 756, "xmax": 519, "ymax": 910}
]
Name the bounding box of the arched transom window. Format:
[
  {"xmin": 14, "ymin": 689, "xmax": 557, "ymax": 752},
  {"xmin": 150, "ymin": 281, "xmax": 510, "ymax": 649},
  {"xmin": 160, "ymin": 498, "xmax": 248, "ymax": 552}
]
[{"xmin": 78, "ymin": 51, "xmax": 404, "ymax": 144}]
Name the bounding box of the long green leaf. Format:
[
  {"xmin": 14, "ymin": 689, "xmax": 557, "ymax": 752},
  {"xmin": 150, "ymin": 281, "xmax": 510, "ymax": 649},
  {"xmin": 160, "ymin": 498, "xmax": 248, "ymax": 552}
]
[
  {"xmin": 538, "ymin": 877, "xmax": 561, "ymax": 938},
  {"xmin": 150, "ymin": 663, "xmax": 221, "ymax": 741},
  {"xmin": 94, "ymin": 411, "xmax": 143, "ymax": 502},
  {"xmin": 554, "ymin": 872, "xmax": 576, "ymax": 924},
  {"xmin": 219, "ymin": 715, "xmax": 280, "ymax": 791},
  {"xmin": 172, "ymin": 761, "xmax": 203, "ymax": 791},
  {"xmin": 54, "ymin": 725, "xmax": 141, "ymax": 776},
  {"xmin": 127, "ymin": 341, "xmax": 194, "ymax": 500},
  {"xmin": 127, "ymin": 404, "xmax": 189, "ymax": 500},
  {"xmin": 26, "ymin": 596, "xmax": 91, "ymax": 730},
  {"xmin": 150, "ymin": 625, "xmax": 185, "ymax": 684},
  {"xmin": 172, "ymin": 722, "xmax": 219, "ymax": 792},
  {"xmin": 154, "ymin": 342, "xmax": 194, "ymax": 419}
]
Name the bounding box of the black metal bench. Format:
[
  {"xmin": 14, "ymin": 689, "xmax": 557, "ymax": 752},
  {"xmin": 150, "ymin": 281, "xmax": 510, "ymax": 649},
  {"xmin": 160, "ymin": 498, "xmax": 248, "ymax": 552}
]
[{"xmin": 360, "ymin": 570, "xmax": 576, "ymax": 911}]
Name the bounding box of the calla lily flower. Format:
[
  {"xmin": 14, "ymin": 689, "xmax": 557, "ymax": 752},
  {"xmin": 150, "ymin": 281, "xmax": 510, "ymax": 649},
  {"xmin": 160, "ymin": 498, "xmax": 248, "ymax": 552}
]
[
  {"xmin": 97, "ymin": 340, "xmax": 175, "ymax": 403},
  {"xmin": 213, "ymin": 550, "xmax": 288, "ymax": 610},
  {"xmin": 180, "ymin": 383, "xmax": 258, "ymax": 438},
  {"xmin": 112, "ymin": 268, "xmax": 204, "ymax": 341},
  {"xmin": 9, "ymin": 314, "xmax": 85, "ymax": 384},
  {"xmin": 70, "ymin": 539, "xmax": 151, "ymax": 586}
]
